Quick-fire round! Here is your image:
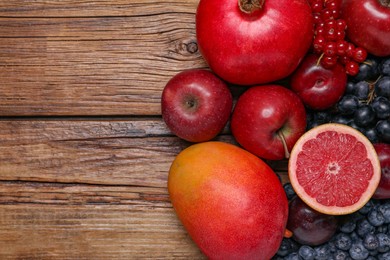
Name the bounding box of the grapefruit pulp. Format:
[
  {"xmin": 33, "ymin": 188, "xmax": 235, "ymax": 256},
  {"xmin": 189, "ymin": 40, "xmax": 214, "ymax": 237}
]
[{"xmin": 288, "ymin": 123, "xmax": 381, "ymax": 215}]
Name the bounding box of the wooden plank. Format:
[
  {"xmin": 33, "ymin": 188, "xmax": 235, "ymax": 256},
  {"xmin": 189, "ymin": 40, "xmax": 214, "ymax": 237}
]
[
  {"xmin": 0, "ymin": 1, "xmax": 199, "ymax": 18},
  {"xmin": 0, "ymin": 2, "xmax": 207, "ymax": 116},
  {"xmin": 0, "ymin": 202, "xmax": 204, "ymax": 259},
  {"xmin": 0, "ymin": 119, "xmax": 288, "ymax": 186},
  {"xmin": 0, "ymin": 182, "xmax": 205, "ymax": 259}
]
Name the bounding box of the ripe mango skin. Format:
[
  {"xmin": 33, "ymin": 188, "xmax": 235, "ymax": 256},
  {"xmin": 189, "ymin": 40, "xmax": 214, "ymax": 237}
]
[{"xmin": 168, "ymin": 141, "xmax": 288, "ymax": 260}]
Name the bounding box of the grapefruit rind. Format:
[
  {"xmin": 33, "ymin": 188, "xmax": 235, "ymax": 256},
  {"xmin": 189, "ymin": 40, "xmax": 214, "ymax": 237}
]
[{"xmin": 288, "ymin": 123, "xmax": 381, "ymax": 215}]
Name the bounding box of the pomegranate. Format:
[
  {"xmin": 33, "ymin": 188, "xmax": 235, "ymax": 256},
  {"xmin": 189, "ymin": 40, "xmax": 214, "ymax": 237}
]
[{"xmin": 195, "ymin": 0, "xmax": 314, "ymax": 85}]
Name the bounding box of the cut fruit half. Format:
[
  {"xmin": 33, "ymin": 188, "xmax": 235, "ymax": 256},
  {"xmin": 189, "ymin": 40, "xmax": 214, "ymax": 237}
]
[{"xmin": 288, "ymin": 123, "xmax": 381, "ymax": 215}]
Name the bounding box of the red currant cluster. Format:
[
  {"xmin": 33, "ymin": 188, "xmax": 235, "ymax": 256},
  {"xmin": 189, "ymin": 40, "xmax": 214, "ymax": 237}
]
[{"xmin": 308, "ymin": 0, "xmax": 368, "ymax": 75}]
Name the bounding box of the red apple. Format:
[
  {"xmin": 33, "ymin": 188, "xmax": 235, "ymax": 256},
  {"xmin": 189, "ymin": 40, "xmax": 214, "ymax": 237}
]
[
  {"xmin": 373, "ymin": 143, "xmax": 390, "ymax": 199},
  {"xmin": 290, "ymin": 54, "xmax": 347, "ymax": 110},
  {"xmin": 161, "ymin": 69, "xmax": 233, "ymax": 143},
  {"xmin": 231, "ymin": 85, "xmax": 307, "ymax": 160},
  {"xmin": 340, "ymin": 0, "xmax": 390, "ymax": 57}
]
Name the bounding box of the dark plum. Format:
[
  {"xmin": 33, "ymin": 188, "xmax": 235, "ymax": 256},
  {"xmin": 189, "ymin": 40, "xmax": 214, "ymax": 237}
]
[
  {"xmin": 287, "ymin": 196, "xmax": 338, "ymax": 246},
  {"xmin": 373, "ymin": 143, "xmax": 390, "ymax": 199}
]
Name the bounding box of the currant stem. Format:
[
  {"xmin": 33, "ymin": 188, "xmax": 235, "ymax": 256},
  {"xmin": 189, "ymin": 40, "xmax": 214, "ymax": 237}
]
[
  {"xmin": 316, "ymin": 52, "xmax": 325, "ymax": 66},
  {"xmin": 278, "ymin": 131, "xmax": 290, "ymax": 159},
  {"xmin": 238, "ymin": 0, "xmax": 265, "ymax": 14}
]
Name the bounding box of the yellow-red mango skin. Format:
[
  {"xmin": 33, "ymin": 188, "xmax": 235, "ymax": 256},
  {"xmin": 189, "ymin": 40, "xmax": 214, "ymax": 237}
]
[{"xmin": 168, "ymin": 141, "xmax": 288, "ymax": 260}]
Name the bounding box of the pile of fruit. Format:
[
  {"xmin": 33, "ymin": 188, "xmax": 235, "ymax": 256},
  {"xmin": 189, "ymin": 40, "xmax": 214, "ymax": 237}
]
[{"xmin": 161, "ymin": 0, "xmax": 390, "ymax": 259}]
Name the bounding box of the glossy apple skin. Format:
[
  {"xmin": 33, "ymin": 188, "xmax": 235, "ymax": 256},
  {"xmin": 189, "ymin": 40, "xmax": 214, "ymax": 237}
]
[
  {"xmin": 168, "ymin": 141, "xmax": 288, "ymax": 260},
  {"xmin": 290, "ymin": 54, "xmax": 347, "ymax": 110},
  {"xmin": 373, "ymin": 143, "xmax": 390, "ymax": 199},
  {"xmin": 161, "ymin": 69, "xmax": 232, "ymax": 142},
  {"xmin": 287, "ymin": 196, "xmax": 338, "ymax": 246},
  {"xmin": 196, "ymin": 0, "xmax": 314, "ymax": 85},
  {"xmin": 231, "ymin": 85, "xmax": 307, "ymax": 160},
  {"xmin": 341, "ymin": 0, "xmax": 390, "ymax": 57}
]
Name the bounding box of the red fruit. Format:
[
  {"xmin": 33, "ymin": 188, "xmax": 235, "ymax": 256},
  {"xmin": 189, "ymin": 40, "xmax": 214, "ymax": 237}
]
[
  {"xmin": 341, "ymin": 0, "xmax": 390, "ymax": 57},
  {"xmin": 290, "ymin": 54, "xmax": 347, "ymax": 110},
  {"xmin": 373, "ymin": 143, "xmax": 390, "ymax": 199},
  {"xmin": 288, "ymin": 123, "xmax": 381, "ymax": 215},
  {"xmin": 161, "ymin": 69, "xmax": 232, "ymax": 142},
  {"xmin": 231, "ymin": 85, "xmax": 307, "ymax": 160},
  {"xmin": 287, "ymin": 196, "xmax": 338, "ymax": 246},
  {"xmin": 168, "ymin": 141, "xmax": 288, "ymax": 260},
  {"xmin": 196, "ymin": 0, "xmax": 314, "ymax": 85}
]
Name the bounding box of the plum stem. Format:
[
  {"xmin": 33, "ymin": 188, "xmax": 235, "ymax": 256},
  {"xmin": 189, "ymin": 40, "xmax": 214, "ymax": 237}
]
[
  {"xmin": 238, "ymin": 0, "xmax": 265, "ymax": 14},
  {"xmin": 278, "ymin": 131, "xmax": 290, "ymax": 159}
]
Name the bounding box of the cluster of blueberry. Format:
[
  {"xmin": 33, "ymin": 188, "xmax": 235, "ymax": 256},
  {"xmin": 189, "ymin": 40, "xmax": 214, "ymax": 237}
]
[
  {"xmin": 307, "ymin": 55, "xmax": 390, "ymax": 143},
  {"xmin": 273, "ymin": 184, "xmax": 390, "ymax": 260}
]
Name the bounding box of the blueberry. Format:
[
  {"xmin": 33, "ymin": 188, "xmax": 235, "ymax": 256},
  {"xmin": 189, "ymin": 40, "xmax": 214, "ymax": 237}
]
[
  {"xmin": 376, "ymin": 119, "xmax": 390, "ymax": 143},
  {"xmin": 377, "ymin": 233, "xmax": 390, "ymax": 253},
  {"xmin": 378, "ymin": 202, "xmax": 390, "ymax": 224},
  {"xmin": 349, "ymin": 241, "xmax": 370, "ymax": 260},
  {"xmin": 376, "ymin": 76, "xmax": 390, "ymax": 98},
  {"xmin": 363, "ymin": 233, "xmax": 379, "ymax": 250},
  {"xmin": 381, "ymin": 58, "xmax": 390, "ymax": 76},
  {"xmin": 340, "ymin": 218, "xmax": 358, "ymax": 234},
  {"xmin": 276, "ymin": 238, "xmax": 298, "ymax": 257},
  {"xmin": 298, "ymin": 245, "xmax": 315, "ymax": 260},
  {"xmin": 333, "ymin": 250, "xmax": 348, "ymax": 260},
  {"xmin": 283, "ymin": 183, "xmax": 296, "ymax": 201},
  {"xmin": 354, "ymin": 105, "xmax": 376, "ymax": 127},
  {"xmin": 314, "ymin": 244, "xmax": 331, "ymax": 260},
  {"xmin": 357, "ymin": 219, "xmax": 375, "ymax": 238},
  {"xmin": 377, "ymin": 225, "xmax": 388, "ymax": 234},
  {"xmin": 372, "ymin": 96, "xmax": 390, "ymax": 119},
  {"xmin": 359, "ymin": 200, "xmax": 376, "ymax": 215},
  {"xmin": 335, "ymin": 233, "xmax": 353, "ymax": 251},
  {"xmin": 378, "ymin": 251, "xmax": 390, "ymax": 260},
  {"xmin": 338, "ymin": 95, "xmax": 360, "ymax": 115},
  {"xmin": 284, "ymin": 252, "xmax": 300, "ymax": 260},
  {"xmin": 368, "ymin": 208, "xmax": 385, "ymax": 227}
]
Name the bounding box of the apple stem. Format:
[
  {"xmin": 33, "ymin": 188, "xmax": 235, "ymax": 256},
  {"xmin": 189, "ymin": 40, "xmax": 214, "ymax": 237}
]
[
  {"xmin": 277, "ymin": 131, "xmax": 290, "ymax": 159},
  {"xmin": 238, "ymin": 0, "xmax": 265, "ymax": 14}
]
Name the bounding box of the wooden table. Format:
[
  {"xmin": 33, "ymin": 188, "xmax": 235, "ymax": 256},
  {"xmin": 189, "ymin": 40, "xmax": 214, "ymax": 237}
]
[{"xmin": 0, "ymin": 1, "xmax": 287, "ymax": 259}]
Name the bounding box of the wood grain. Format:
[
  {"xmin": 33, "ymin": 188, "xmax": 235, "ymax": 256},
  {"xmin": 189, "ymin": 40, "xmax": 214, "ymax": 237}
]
[
  {"xmin": 0, "ymin": 119, "xmax": 287, "ymax": 259},
  {"xmin": 0, "ymin": 0, "xmax": 206, "ymax": 116},
  {"xmin": 0, "ymin": 1, "xmax": 291, "ymax": 259}
]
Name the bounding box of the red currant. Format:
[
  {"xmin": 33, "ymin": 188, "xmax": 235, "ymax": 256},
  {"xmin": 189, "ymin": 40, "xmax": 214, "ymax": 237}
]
[
  {"xmin": 352, "ymin": 47, "xmax": 368, "ymax": 63},
  {"xmin": 346, "ymin": 61, "xmax": 360, "ymax": 76},
  {"xmin": 321, "ymin": 55, "xmax": 338, "ymax": 69},
  {"xmin": 336, "ymin": 41, "xmax": 348, "ymax": 56},
  {"xmin": 324, "ymin": 42, "xmax": 337, "ymax": 56}
]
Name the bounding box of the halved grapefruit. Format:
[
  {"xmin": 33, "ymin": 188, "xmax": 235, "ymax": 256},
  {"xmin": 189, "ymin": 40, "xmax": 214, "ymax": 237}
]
[{"xmin": 288, "ymin": 123, "xmax": 381, "ymax": 215}]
